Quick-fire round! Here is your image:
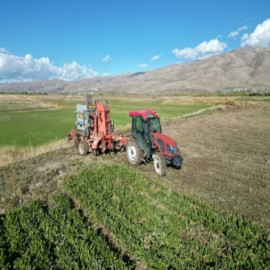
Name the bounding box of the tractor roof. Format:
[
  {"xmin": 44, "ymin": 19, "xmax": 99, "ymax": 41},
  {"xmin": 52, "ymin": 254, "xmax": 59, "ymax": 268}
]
[{"xmin": 129, "ymin": 110, "xmax": 159, "ymax": 120}]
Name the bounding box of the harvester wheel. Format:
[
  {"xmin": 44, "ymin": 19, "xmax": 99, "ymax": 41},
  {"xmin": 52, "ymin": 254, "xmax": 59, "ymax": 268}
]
[
  {"xmin": 92, "ymin": 149, "xmax": 99, "ymax": 156},
  {"xmin": 78, "ymin": 141, "xmax": 89, "ymax": 155},
  {"xmin": 126, "ymin": 138, "xmax": 143, "ymax": 165},
  {"xmin": 153, "ymin": 152, "xmax": 166, "ymax": 176},
  {"xmin": 74, "ymin": 137, "xmax": 79, "ymax": 148}
]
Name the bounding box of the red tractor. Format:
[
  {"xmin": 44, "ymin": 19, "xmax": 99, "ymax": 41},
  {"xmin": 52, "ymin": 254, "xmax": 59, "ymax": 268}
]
[
  {"xmin": 126, "ymin": 110, "xmax": 183, "ymax": 176},
  {"xmin": 67, "ymin": 98, "xmax": 128, "ymax": 155}
]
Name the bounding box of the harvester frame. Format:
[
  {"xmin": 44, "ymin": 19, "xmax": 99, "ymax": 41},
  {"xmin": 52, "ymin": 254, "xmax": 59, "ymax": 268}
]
[{"xmin": 68, "ymin": 98, "xmax": 128, "ymax": 155}]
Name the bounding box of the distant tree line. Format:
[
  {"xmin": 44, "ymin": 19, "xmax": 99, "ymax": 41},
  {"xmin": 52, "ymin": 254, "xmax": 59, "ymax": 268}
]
[
  {"xmin": 217, "ymin": 87, "xmax": 270, "ymax": 96},
  {"xmin": 0, "ymin": 91, "xmax": 48, "ymax": 95}
]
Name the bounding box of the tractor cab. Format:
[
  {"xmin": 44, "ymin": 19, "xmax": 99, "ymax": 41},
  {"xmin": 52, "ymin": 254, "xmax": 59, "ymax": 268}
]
[
  {"xmin": 127, "ymin": 110, "xmax": 183, "ymax": 176},
  {"xmin": 129, "ymin": 110, "xmax": 160, "ymax": 155}
]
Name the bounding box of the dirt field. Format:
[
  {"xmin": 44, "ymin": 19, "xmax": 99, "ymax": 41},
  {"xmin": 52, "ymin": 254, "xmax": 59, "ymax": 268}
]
[
  {"xmin": 1, "ymin": 103, "xmax": 269, "ymax": 228},
  {"xmin": 163, "ymin": 104, "xmax": 270, "ymax": 226}
]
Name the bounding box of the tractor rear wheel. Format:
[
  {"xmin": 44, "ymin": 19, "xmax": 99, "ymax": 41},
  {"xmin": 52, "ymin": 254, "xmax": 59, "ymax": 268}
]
[
  {"xmin": 153, "ymin": 152, "xmax": 166, "ymax": 176},
  {"xmin": 126, "ymin": 138, "xmax": 143, "ymax": 165},
  {"xmin": 78, "ymin": 141, "xmax": 89, "ymax": 155}
]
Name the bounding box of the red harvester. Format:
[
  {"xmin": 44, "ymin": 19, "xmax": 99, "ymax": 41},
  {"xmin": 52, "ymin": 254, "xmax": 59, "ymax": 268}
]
[{"xmin": 67, "ymin": 96, "xmax": 128, "ymax": 155}]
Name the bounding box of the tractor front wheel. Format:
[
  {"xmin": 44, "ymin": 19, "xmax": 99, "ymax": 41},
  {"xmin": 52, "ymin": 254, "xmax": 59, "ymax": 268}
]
[
  {"xmin": 153, "ymin": 152, "xmax": 166, "ymax": 176},
  {"xmin": 126, "ymin": 138, "xmax": 143, "ymax": 165},
  {"xmin": 78, "ymin": 141, "xmax": 89, "ymax": 155}
]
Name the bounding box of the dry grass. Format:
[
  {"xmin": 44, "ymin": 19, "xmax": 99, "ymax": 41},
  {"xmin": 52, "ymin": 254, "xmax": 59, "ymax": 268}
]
[
  {"xmin": 161, "ymin": 96, "xmax": 242, "ymax": 106},
  {"xmin": 0, "ymin": 139, "xmax": 72, "ymax": 167},
  {"xmin": 182, "ymin": 105, "xmax": 224, "ymax": 118},
  {"xmin": 0, "ymin": 94, "xmax": 85, "ymax": 112},
  {"xmin": 0, "ymin": 94, "xmax": 60, "ymax": 110}
]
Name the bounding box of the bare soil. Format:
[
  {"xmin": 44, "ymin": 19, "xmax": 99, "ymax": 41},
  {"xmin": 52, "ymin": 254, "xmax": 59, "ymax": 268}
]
[
  {"xmin": 1, "ymin": 104, "xmax": 269, "ymax": 228},
  {"xmin": 163, "ymin": 104, "xmax": 270, "ymax": 226}
]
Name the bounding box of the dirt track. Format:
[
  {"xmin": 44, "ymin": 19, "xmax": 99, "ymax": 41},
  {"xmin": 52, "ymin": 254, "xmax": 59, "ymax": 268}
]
[{"xmin": 1, "ymin": 104, "xmax": 270, "ymax": 227}]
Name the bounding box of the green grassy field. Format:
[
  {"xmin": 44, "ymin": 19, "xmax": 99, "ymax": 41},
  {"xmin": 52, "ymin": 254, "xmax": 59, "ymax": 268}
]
[
  {"xmin": 109, "ymin": 99, "xmax": 209, "ymax": 125},
  {"xmin": 0, "ymin": 95, "xmax": 82, "ymax": 147},
  {"xmin": 0, "ymin": 95, "xmax": 210, "ymax": 147},
  {"xmin": 1, "ymin": 165, "xmax": 269, "ymax": 269},
  {"xmin": 0, "ymin": 108, "xmax": 74, "ymax": 146},
  {"xmin": 2, "ymin": 93, "xmax": 268, "ymax": 147}
]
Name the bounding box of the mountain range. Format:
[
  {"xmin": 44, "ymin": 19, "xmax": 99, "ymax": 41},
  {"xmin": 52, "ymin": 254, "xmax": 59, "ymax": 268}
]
[{"xmin": 1, "ymin": 48, "xmax": 270, "ymax": 94}]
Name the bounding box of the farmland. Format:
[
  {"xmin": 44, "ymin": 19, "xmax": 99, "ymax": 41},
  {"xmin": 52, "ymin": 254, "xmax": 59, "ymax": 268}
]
[
  {"xmin": 0, "ymin": 95, "xmax": 83, "ymax": 147},
  {"xmin": 0, "ymin": 94, "xmax": 269, "ymax": 147},
  {"xmin": 0, "ymin": 93, "xmax": 270, "ymax": 269},
  {"xmin": 1, "ymin": 165, "xmax": 269, "ymax": 269},
  {"xmin": 0, "ymin": 94, "xmax": 211, "ymax": 147}
]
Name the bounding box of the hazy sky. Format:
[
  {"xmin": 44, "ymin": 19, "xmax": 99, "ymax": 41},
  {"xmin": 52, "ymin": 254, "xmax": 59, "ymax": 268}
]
[{"xmin": 0, "ymin": 0, "xmax": 270, "ymax": 82}]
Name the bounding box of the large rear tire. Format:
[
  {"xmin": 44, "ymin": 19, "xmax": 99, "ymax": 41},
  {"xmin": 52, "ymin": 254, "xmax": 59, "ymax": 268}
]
[
  {"xmin": 153, "ymin": 152, "xmax": 166, "ymax": 176},
  {"xmin": 78, "ymin": 141, "xmax": 89, "ymax": 155},
  {"xmin": 126, "ymin": 138, "xmax": 143, "ymax": 165}
]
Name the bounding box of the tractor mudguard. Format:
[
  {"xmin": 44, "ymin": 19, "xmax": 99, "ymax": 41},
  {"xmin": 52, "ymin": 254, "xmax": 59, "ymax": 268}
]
[{"xmin": 130, "ymin": 133, "xmax": 150, "ymax": 157}]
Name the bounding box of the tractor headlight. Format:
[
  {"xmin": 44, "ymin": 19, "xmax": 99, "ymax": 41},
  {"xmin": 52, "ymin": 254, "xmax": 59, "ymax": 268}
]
[{"xmin": 166, "ymin": 144, "xmax": 177, "ymax": 155}]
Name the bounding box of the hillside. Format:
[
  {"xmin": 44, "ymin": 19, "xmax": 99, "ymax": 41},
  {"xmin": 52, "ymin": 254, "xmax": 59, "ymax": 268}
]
[{"xmin": 0, "ymin": 48, "xmax": 270, "ymax": 94}]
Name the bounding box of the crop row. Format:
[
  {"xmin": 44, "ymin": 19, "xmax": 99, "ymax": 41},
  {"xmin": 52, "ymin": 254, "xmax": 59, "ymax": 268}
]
[
  {"xmin": 1, "ymin": 164, "xmax": 269, "ymax": 269},
  {"xmin": 115, "ymin": 165, "xmax": 270, "ymax": 259},
  {"xmin": 65, "ymin": 164, "xmax": 270, "ymax": 269},
  {"xmin": 0, "ymin": 194, "xmax": 129, "ymax": 269}
]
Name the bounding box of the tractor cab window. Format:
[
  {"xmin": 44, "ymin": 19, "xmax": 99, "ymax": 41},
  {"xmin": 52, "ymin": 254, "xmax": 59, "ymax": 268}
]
[
  {"xmin": 148, "ymin": 117, "xmax": 161, "ymax": 134},
  {"xmin": 134, "ymin": 116, "xmax": 144, "ymax": 136},
  {"xmin": 146, "ymin": 117, "xmax": 161, "ymax": 147}
]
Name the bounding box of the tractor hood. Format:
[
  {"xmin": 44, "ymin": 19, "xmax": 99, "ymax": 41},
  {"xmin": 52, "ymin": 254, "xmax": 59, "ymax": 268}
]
[
  {"xmin": 153, "ymin": 132, "xmax": 177, "ymax": 147},
  {"xmin": 153, "ymin": 132, "xmax": 182, "ymax": 161}
]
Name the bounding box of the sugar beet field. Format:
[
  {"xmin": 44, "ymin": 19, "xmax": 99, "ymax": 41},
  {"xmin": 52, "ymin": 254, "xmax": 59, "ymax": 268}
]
[
  {"xmin": 1, "ymin": 165, "xmax": 269, "ymax": 269},
  {"xmin": 0, "ymin": 94, "xmax": 270, "ymax": 269}
]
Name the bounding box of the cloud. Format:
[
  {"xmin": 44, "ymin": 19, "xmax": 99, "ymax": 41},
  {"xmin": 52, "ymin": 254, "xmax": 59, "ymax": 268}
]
[
  {"xmin": 238, "ymin": 25, "xmax": 248, "ymax": 32},
  {"xmin": 137, "ymin": 63, "xmax": 148, "ymax": 69},
  {"xmin": 172, "ymin": 39, "xmax": 227, "ymax": 60},
  {"xmin": 57, "ymin": 61, "xmax": 97, "ymax": 81},
  {"xmin": 241, "ymin": 18, "xmax": 270, "ymax": 48},
  {"xmin": 151, "ymin": 55, "xmax": 160, "ymax": 61},
  {"xmin": 228, "ymin": 31, "xmax": 239, "ymax": 39},
  {"xmin": 228, "ymin": 25, "xmax": 248, "ymax": 39},
  {"xmin": 0, "ymin": 51, "xmax": 97, "ymax": 83},
  {"xmin": 102, "ymin": 54, "xmax": 112, "ymax": 63},
  {"xmin": 0, "ymin": 48, "xmax": 8, "ymax": 53}
]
